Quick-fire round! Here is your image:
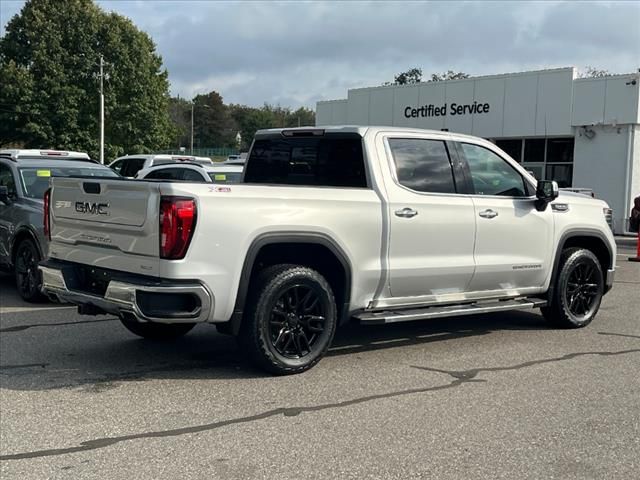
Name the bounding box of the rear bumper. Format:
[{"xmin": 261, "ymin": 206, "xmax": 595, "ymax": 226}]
[{"xmin": 39, "ymin": 260, "xmax": 213, "ymax": 323}]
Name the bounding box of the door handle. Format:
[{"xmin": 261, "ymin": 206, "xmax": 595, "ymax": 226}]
[
  {"xmin": 478, "ymin": 209, "xmax": 498, "ymax": 219},
  {"xmin": 395, "ymin": 207, "xmax": 418, "ymax": 218}
]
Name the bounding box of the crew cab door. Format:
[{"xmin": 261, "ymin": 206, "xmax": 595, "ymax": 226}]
[
  {"xmin": 455, "ymin": 142, "xmax": 553, "ymax": 292},
  {"xmin": 380, "ymin": 134, "xmax": 476, "ymax": 302}
]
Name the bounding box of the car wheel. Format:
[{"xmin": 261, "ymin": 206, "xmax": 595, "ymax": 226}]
[
  {"xmin": 542, "ymin": 247, "xmax": 604, "ymax": 328},
  {"xmin": 119, "ymin": 315, "xmax": 196, "ymax": 340},
  {"xmin": 240, "ymin": 264, "xmax": 337, "ymax": 375},
  {"xmin": 14, "ymin": 239, "xmax": 45, "ymax": 303}
]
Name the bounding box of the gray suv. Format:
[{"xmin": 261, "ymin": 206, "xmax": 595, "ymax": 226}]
[{"xmin": 0, "ymin": 150, "xmax": 119, "ymax": 301}]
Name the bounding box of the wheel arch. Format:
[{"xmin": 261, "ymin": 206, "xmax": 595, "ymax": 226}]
[
  {"xmin": 548, "ymin": 228, "xmax": 614, "ymax": 298},
  {"xmin": 10, "ymin": 226, "xmax": 43, "ymax": 268},
  {"xmin": 228, "ymin": 232, "xmax": 353, "ymax": 335}
]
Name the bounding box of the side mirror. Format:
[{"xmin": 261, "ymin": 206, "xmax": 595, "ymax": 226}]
[
  {"xmin": 535, "ymin": 180, "xmax": 559, "ymax": 211},
  {"xmin": 0, "ymin": 185, "xmax": 12, "ymax": 205}
]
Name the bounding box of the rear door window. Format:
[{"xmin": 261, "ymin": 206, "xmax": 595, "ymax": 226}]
[
  {"xmin": 388, "ymin": 138, "xmax": 457, "ymax": 194},
  {"xmin": 121, "ymin": 158, "xmax": 146, "ymax": 177},
  {"xmin": 144, "ymin": 168, "xmax": 184, "ymax": 180},
  {"xmin": 181, "ymin": 169, "xmax": 207, "ymax": 182},
  {"xmin": 244, "ymin": 134, "xmax": 367, "ymax": 188}
]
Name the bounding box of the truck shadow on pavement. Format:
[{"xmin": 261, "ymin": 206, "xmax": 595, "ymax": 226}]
[{"xmin": 0, "ymin": 308, "xmax": 558, "ymax": 391}]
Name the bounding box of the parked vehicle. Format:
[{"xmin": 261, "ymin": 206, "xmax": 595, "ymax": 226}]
[
  {"xmin": 40, "ymin": 127, "xmax": 616, "ymax": 374},
  {"xmin": 109, "ymin": 154, "xmax": 213, "ymax": 178},
  {"xmin": 0, "ymin": 150, "xmax": 118, "ymax": 301},
  {"xmin": 135, "ymin": 163, "xmax": 243, "ymax": 184}
]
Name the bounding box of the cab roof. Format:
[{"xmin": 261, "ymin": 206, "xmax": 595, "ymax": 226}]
[{"xmin": 0, "ymin": 149, "xmax": 92, "ymax": 162}]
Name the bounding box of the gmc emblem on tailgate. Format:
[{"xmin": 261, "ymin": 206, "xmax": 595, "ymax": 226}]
[{"xmin": 75, "ymin": 201, "xmax": 110, "ymax": 215}]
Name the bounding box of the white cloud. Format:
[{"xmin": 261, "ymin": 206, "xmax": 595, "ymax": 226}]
[{"xmin": 2, "ymin": 0, "xmax": 639, "ymax": 107}]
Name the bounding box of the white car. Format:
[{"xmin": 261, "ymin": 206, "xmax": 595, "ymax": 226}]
[
  {"xmin": 40, "ymin": 126, "xmax": 616, "ymax": 375},
  {"xmin": 108, "ymin": 154, "xmax": 213, "ymax": 178},
  {"xmin": 135, "ymin": 163, "xmax": 243, "ymax": 183}
]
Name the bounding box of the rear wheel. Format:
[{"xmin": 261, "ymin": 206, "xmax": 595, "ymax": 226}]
[
  {"xmin": 14, "ymin": 239, "xmax": 45, "ymax": 303},
  {"xmin": 119, "ymin": 315, "xmax": 196, "ymax": 340},
  {"xmin": 542, "ymin": 247, "xmax": 604, "ymax": 328},
  {"xmin": 239, "ymin": 265, "xmax": 337, "ymax": 375}
]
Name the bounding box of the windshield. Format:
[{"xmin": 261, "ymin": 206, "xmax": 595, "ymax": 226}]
[
  {"xmin": 19, "ymin": 167, "xmax": 118, "ymax": 199},
  {"xmin": 207, "ymin": 171, "xmax": 243, "ymax": 183}
]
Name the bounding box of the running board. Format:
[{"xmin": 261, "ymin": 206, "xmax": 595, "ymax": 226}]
[{"xmin": 355, "ymin": 298, "xmax": 547, "ymax": 325}]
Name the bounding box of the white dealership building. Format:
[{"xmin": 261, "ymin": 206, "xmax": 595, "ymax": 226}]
[{"xmin": 316, "ymin": 67, "xmax": 640, "ymax": 234}]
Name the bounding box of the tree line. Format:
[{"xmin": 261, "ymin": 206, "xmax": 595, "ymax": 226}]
[{"xmin": 168, "ymin": 93, "xmax": 315, "ymax": 151}]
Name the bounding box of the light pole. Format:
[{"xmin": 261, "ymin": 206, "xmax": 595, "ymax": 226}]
[
  {"xmin": 99, "ymin": 55, "xmax": 105, "ymax": 163},
  {"xmin": 190, "ymin": 102, "xmax": 194, "ymax": 155}
]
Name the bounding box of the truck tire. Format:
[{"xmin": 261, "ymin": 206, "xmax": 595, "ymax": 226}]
[
  {"xmin": 239, "ymin": 264, "xmax": 338, "ymax": 375},
  {"xmin": 119, "ymin": 315, "xmax": 196, "ymax": 340},
  {"xmin": 14, "ymin": 239, "xmax": 45, "ymax": 303},
  {"xmin": 542, "ymin": 247, "xmax": 604, "ymax": 328}
]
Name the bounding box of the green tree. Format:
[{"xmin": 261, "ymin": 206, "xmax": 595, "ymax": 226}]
[
  {"xmin": 0, "ymin": 0, "xmax": 174, "ymax": 160},
  {"xmin": 384, "ymin": 67, "xmax": 423, "ymax": 85},
  {"xmin": 578, "ymin": 66, "xmax": 611, "ymax": 78},
  {"xmin": 192, "ymin": 91, "xmax": 237, "ymax": 148},
  {"xmin": 429, "ymin": 70, "xmax": 470, "ymax": 82}
]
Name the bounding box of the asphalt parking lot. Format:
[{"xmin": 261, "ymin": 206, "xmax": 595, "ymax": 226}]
[{"xmin": 1, "ymin": 248, "xmax": 638, "ymax": 480}]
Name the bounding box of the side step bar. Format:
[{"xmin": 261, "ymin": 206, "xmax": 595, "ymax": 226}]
[{"xmin": 355, "ymin": 298, "xmax": 547, "ymax": 325}]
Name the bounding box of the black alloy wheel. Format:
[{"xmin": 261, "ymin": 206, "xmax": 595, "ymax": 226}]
[
  {"xmin": 564, "ymin": 261, "xmax": 601, "ymax": 319},
  {"xmin": 542, "ymin": 247, "xmax": 604, "ymax": 328},
  {"xmin": 240, "ymin": 264, "xmax": 337, "ymax": 375},
  {"xmin": 268, "ymin": 284, "xmax": 327, "ymax": 359},
  {"xmin": 14, "ymin": 239, "xmax": 44, "ymax": 302}
]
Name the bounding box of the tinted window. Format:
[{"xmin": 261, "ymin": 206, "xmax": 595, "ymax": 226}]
[
  {"xmin": 244, "ymin": 134, "xmax": 367, "ymax": 188},
  {"xmin": 109, "ymin": 160, "xmax": 124, "ymax": 174},
  {"xmin": 460, "ymin": 143, "xmax": 527, "ymax": 197},
  {"xmin": 18, "ymin": 167, "xmax": 118, "ymax": 199},
  {"xmin": 0, "ymin": 164, "xmax": 17, "ymax": 198},
  {"xmin": 182, "ymin": 169, "xmax": 207, "ymax": 182},
  {"xmin": 208, "ymin": 171, "xmax": 243, "ymax": 184},
  {"xmin": 144, "ymin": 168, "xmax": 184, "ymax": 180},
  {"xmin": 388, "ymin": 138, "xmax": 456, "ymax": 194},
  {"xmin": 121, "ymin": 158, "xmax": 146, "ymax": 177}
]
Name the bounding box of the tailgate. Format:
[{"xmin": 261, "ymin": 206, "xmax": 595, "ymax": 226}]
[{"xmin": 48, "ymin": 177, "xmax": 161, "ymax": 276}]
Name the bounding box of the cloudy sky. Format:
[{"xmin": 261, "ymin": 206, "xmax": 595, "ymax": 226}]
[{"xmin": 1, "ymin": 1, "xmax": 639, "ymax": 108}]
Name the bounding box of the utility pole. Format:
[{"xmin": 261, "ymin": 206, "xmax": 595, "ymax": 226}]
[
  {"xmin": 99, "ymin": 55, "xmax": 105, "ymax": 164},
  {"xmin": 190, "ymin": 101, "xmax": 194, "ymax": 155}
]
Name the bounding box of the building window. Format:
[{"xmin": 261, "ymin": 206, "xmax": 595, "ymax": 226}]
[
  {"xmin": 495, "ymin": 139, "xmax": 522, "ymax": 162},
  {"xmin": 493, "ymin": 137, "xmax": 574, "ymax": 187},
  {"xmin": 523, "ymin": 139, "xmax": 545, "ymax": 163}
]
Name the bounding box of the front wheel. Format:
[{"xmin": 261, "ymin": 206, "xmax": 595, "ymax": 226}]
[
  {"xmin": 14, "ymin": 239, "xmax": 45, "ymax": 303},
  {"xmin": 119, "ymin": 315, "xmax": 196, "ymax": 340},
  {"xmin": 542, "ymin": 247, "xmax": 604, "ymax": 328},
  {"xmin": 239, "ymin": 265, "xmax": 338, "ymax": 375}
]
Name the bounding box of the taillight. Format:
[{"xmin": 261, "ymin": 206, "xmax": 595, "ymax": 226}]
[
  {"xmin": 43, "ymin": 188, "xmax": 51, "ymax": 240},
  {"xmin": 160, "ymin": 196, "xmax": 197, "ymax": 259}
]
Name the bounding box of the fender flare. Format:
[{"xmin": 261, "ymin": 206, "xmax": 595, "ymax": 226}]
[
  {"xmin": 547, "ymin": 228, "xmax": 614, "ymax": 299},
  {"xmin": 229, "ymin": 231, "xmax": 353, "ymax": 335},
  {"xmin": 10, "ymin": 226, "xmax": 44, "ymax": 268}
]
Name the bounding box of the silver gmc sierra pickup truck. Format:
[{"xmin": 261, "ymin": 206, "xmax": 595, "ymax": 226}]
[{"xmin": 39, "ymin": 127, "xmax": 616, "ymax": 374}]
